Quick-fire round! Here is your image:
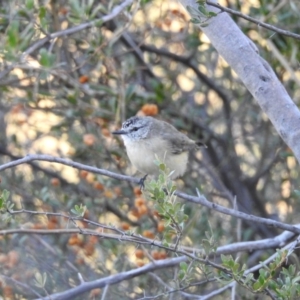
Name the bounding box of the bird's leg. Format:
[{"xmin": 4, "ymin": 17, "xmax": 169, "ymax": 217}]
[
  {"xmin": 139, "ymin": 174, "xmax": 148, "ymax": 190},
  {"xmin": 162, "ymin": 188, "xmax": 168, "ymax": 195}
]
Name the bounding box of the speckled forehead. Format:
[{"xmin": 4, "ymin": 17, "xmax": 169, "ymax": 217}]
[{"xmin": 122, "ymin": 117, "xmax": 139, "ymax": 128}]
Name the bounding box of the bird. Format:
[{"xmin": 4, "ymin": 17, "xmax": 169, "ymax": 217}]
[{"xmin": 112, "ymin": 116, "xmax": 201, "ymax": 179}]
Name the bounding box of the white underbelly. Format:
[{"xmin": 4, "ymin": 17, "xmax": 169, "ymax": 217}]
[{"xmin": 123, "ymin": 138, "xmax": 188, "ymax": 179}]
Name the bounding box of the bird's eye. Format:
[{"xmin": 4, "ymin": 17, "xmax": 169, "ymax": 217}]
[{"xmin": 132, "ymin": 127, "xmax": 139, "ymax": 132}]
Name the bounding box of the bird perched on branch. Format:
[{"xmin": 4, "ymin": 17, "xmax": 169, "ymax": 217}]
[{"xmin": 112, "ymin": 116, "xmax": 203, "ymax": 180}]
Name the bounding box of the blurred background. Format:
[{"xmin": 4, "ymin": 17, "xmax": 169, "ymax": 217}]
[{"xmin": 0, "ymin": 0, "xmax": 299, "ymax": 298}]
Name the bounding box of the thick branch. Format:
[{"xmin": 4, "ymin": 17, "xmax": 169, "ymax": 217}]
[{"xmin": 179, "ymin": 0, "xmax": 300, "ymax": 164}]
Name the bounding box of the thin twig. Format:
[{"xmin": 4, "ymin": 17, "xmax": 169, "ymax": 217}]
[
  {"xmin": 206, "ymin": 1, "xmax": 300, "ymax": 40},
  {"xmin": 0, "ymin": 0, "xmax": 134, "ymax": 80}
]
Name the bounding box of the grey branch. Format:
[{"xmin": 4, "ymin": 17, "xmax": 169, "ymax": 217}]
[
  {"xmin": 199, "ymin": 236, "xmax": 300, "ymax": 300},
  {"xmin": 179, "ymin": 0, "xmax": 300, "ymax": 165},
  {"xmin": 206, "ymin": 1, "xmax": 300, "ymax": 40},
  {"xmin": 0, "ymin": 225, "xmax": 298, "ymax": 256},
  {"xmin": 33, "ymin": 256, "xmax": 186, "ymax": 300},
  {"xmin": 0, "ymin": 154, "xmax": 300, "ymax": 235},
  {"xmin": 176, "ymin": 190, "xmax": 300, "ymax": 235},
  {"xmin": 0, "ymin": 154, "xmax": 140, "ymax": 184}
]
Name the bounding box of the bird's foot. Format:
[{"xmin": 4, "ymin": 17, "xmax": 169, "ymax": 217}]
[{"xmin": 139, "ymin": 174, "xmax": 148, "ymax": 190}]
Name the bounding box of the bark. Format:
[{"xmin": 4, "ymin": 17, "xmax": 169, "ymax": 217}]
[{"xmin": 179, "ymin": 0, "xmax": 300, "ymax": 164}]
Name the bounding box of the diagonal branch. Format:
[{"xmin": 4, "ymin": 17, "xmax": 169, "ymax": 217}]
[
  {"xmin": 206, "ymin": 1, "xmax": 300, "ymax": 41},
  {"xmin": 33, "ymin": 256, "xmax": 186, "ymax": 300},
  {"xmin": 1, "ymin": 154, "xmax": 300, "ymax": 235},
  {"xmin": 0, "ymin": 154, "xmax": 140, "ymax": 184},
  {"xmin": 179, "ymin": 0, "xmax": 300, "ymax": 165}
]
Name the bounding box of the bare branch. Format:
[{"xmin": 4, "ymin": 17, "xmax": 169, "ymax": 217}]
[
  {"xmin": 33, "ymin": 256, "xmax": 186, "ymax": 300},
  {"xmin": 0, "ymin": 154, "xmax": 140, "ymax": 184},
  {"xmin": 1, "ymin": 205, "xmax": 299, "ymax": 256},
  {"xmin": 206, "ymin": 1, "xmax": 300, "ymax": 41},
  {"xmin": 1, "ymin": 155, "xmax": 300, "ymax": 235},
  {"xmin": 176, "ymin": 190, "xmax": 300, "ymax": 235}
]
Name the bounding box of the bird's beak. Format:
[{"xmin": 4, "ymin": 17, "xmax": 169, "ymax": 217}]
[{"xmin": 111, "ymin": 129, "xmax": 127, "ymax": 135}]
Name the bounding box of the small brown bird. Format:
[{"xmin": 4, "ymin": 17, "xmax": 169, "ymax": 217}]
[{"xmin": 112, "ymin": 116, "xmax": 201, "ymax": 179}]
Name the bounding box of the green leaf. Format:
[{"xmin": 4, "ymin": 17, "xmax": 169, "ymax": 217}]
[
  {"xmin": 178, "ymin": 269, "xmax": 185, "ymax": 280},
  {"xmin": 7, "ymin": 21, "xmax": 19, "ymax": 48},
  {"xmin": 253, "ymin": 280, "xmax": 263, "ymax": 291},
  {"xmin": 39, "ymin": 6, "xmax": 47, "ymax": 19},
  {"xmin": 208, "ymin": 11, "xmax": 217, "ymax": 17},
  {"xmin": 1, "ymin": 190, "xmax": 10, "ymax": 202},
  {"xmin": 39, "ymin": 48, "xmax": 55, "ymax": 67},
  {"xmin": 71, "ymin": 203, "xmax": 86, "ymax": 217},
  {"xmin": 67, "ymin": 95, "xmax": 77, "ymax": 105},
  {"xmin": 198, "ymin": 5, "xmax": 208, "ymax": 15},
  {"xmin": 288, "ymin": 264, "xmax": 296, "ymax": 275},
  {"xmin": 232, "ymin": 262, "xmax": 240, "ymax": 274},
  {"xmin": 186, "ymin": 5, "xmax": 200, "ymax": 16},
  {"xmin": 159, "ymin": 163, "xmax": 166, "ymax": 171},
  {"xmin": 190, "ymin": 18, "xmax": 201, "ymax": 24},
  {"xmin": 200, "ymin": 23, "xmax": 209, "ymax": 27},
  {"xmin": 34, "ymin": 272, "xmax": 47, "ymax": 288},
  {"xmin": 244, "ymin": 273, "xmax": 254, "ymax": 284},
  {"xmin": 292, "ymin": 276, "xmax": 300, "ymax": 284},
  {"xmin": 221, "ymin": 254, "xmax": 228, "ymax": 264},
  {"xmin": 70, "ymin": 0, "xmax": 83, "ymax": 19},
  {"xmin": 26, "ymin": 0, "xmax": 34, "ymax": 9},
  {"xmin": 180, "ymin": 261, "xmax": 188, "ymax": 272},
  {"xmin": 202, "ymin": 239, "xmax": 211, "ymax": 256}
]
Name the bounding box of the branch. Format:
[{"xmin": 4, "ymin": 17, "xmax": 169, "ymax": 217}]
[
  {"xmin": 0, "ymin": 223, "xmax": 298, "ymax": 256},
  {"xmin": 179, "ymin": 0, "xmax": 300, "ymax": 165},
  {"xmin": 4, "ymin": 225, "xmax": 293, "ymax": 298},
  {"xmin": 1, "ymin": 155, "xmax": 300, "ymax": 235},
  {"xmin": 0, "ymin": 147, "xmax": 140, "ymax": 226},
  {"xmin": 200, "ymin": 236, "xmax": 300, "ymax": 299},
  {"xmin": 206, "ymin": 1, "xmax": 300, "ymax": 41},
  {"xmin": 0, "ymin": 154, "xmax": 140, "ymax": 184},
  {"xmin": 33, "ymin": 256, "xmax": 186, "ymax": 300},
  {"xmin": 140, "ymin": 44, "xmax": 232, "ymax": 119},
  {"xmin": 176, "ymin": 190, "xmax": 300, "ymax": 235}
]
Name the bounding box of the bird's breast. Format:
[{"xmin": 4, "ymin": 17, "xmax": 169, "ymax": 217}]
[{"xmin": 123, "ymin": 137, "xmax": 188, "ymax": 179}]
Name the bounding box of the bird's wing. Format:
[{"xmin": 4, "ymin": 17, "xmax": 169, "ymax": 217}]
[{"xmin": 160, "ymin": 123, "xmax": 196, "ymax": 154}]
